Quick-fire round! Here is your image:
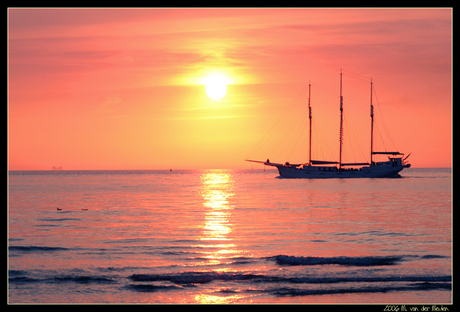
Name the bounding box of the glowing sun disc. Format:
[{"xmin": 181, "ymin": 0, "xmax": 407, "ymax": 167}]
[{"xmin": 205, "ymin": 76, "xmax": 227, "ymax": 100}]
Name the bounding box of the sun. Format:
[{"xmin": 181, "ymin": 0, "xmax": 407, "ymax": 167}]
[{"xmin": 204, "ymin": 75, "xmax": 227, "ymax": 100}]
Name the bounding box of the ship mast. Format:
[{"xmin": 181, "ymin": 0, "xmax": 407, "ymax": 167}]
[
  {"xmin": 308, "ymin": 81, "xmax": 312, "ymax": 166},
  {"xmin": 370, "ymin": 78, "xmax": 374, "ymax": 167},
  {"xmin": 339, "ymin": 70, "xmax": 343, "ymax": 170}
]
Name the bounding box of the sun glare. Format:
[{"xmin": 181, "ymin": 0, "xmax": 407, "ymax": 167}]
[{"xmin": 204, "ymin": 75, "xmax": 228, "ymax": 100}]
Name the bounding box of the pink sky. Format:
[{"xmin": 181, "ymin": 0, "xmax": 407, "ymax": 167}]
[{"xmin": 8, "ymin": 8, "xmax": 451, "ymax": 170}]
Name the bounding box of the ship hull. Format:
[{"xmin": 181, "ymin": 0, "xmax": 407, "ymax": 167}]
[{"xmin": 274, "ymin": 164, "xmax": 407, "ymax": 179}]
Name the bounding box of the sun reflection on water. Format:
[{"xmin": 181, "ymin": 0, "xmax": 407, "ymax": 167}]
[
  {"xmin": 197, "ymin": 170, "xmax": 236, "ymax": 259},
  {"xmin": 193, "ymin": 170, "xmax": 250, "ymax": 303},
  {"xmin": 194, "ymin": 293, "xmax": 247, "ymax": 304}
]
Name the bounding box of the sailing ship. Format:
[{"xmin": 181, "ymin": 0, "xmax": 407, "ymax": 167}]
[{"xmin": 246, "ymin": 70, "xmax": 411, "ymax": 178}]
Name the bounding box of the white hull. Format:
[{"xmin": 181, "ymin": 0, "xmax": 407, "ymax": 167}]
[
  {"xmin": 274, "ymin": 164, "xmax": 406, "ymax": 179},
  {"xmin": 252, "ymin": 157, "xmax": 410, "ymax": 179}
]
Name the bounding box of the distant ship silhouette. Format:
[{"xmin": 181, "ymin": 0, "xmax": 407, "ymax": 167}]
[{"xmin": 52, "ymin": 166, "xmax": 62, "ymax": 170}]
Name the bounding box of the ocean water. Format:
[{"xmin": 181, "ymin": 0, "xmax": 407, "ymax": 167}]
[{"xmin": 8, "ymin": 168, "xmax": 451, "ymax": 304}]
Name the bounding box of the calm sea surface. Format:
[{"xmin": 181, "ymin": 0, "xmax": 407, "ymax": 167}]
[{"xmin": 8, "ymin": 168, "xmax": 451, "ymax": 304}]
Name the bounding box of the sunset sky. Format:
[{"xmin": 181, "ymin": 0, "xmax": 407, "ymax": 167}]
[{"xmin": 8, "ymin": 8, "xmax": 451, "ymax": 170}]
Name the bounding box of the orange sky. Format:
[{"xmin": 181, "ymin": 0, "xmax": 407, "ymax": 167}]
[{"xmin": 8, "ymin": 8, "xmax": 451, "ymax": 170}]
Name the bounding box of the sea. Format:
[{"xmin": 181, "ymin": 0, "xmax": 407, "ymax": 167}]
[{"xmin": 8, "ymin": 168, "xmax": 452, "ymax": 304}]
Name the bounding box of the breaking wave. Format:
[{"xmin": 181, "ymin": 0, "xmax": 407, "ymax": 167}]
[
  {"xmin": 9, "ymin": 251, "xmax": 451, "ymax": 299},
  {"xmin": 273, "ymin": 254, "xmax": 408, "ymax": 266}
]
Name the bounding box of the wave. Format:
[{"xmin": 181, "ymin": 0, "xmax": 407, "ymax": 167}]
[
  {"xmin": 37, "ymin": 217, "xmax": 81, "ymax": 222},
  {"xmin": 271, "ymin": 254, "xmax": 448, "ymax": 267},
  {"xmin": 9, "ymin": 251, "xmax": 451, "ymax": 300},
  {"xmin": 53, "ymin": 276, "xmax": 116, "ymax": 284},
  {"xmin": 128, "ymin": 272, "xmax": 451, "ymax": 286},
  {"xmin": 126, "ymin": 271, "xmax": 451, "ymax": 296},
  {"xmin": 420, "ymin": 254, "xmax": 449, "ymax": 260},
  {"xmin": 186, "ymin": 256, "xmax": 259, "ymax": 265},
  {"xmin": 8, "ymin": 246, "xmax": 69, "ymax": 252},
  {"xmin": 288, "ymin": 275, "xmax": 451, "ymax": 284},
  {"xmin": 10, "ymin": 266, "xmax": 451, "ymax": 299},
  {"xmin": 130, "ymin": 272, "xmax": 259, "ymax": 284},
  {"xmin": 272, "ymin": 282, "xmax": 452, "ymax": 297},
  {"xmin": 273, "ymin": 255, "xmax": 406, "ymax": 266},
  {"xmin": 126, "ymin": 284, "xmax": 181, "ymax": 292},
  {"xmin": 10, "ymin": 268, "xmax": 450, "ymax": 286},
  {"xmin": 9, "ymin": 276, "xmax": 42, "ymax": 283},
  {"xmin": 9, "ymin": 271, "xmax": 115, "ymax": 285}
]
